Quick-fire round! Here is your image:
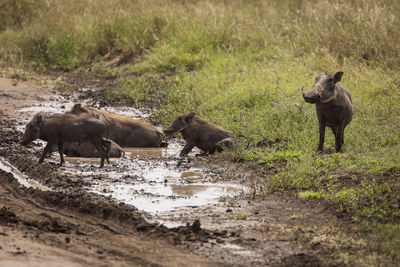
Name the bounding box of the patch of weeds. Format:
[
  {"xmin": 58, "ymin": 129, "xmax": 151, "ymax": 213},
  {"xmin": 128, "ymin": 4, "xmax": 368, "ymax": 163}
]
[
  {"xmin": 92, "ymin": 59, "xmax": 118, "ymax": 79},
  {"xmin": 137, "ymin": 46, "xmax": 208, "ymax": 75},
  {"xmin": 119, "ymin": 77, "xmax": 153, "ymax": 105},
  {"xmin": 106, "ymin": 75, "xmax": 168, "ymax": 107},
  {"xmin": 327, "ymin": 180, "xmax": 399, "ymax": 223},
  {"xmin": 268, "ymin": 164, "xmax": 321, "ymax": 191},
  {"xmin": 19, "ymin": 33, "xmax": 49, "ymax": 71},
  {"xmin": 16, "ymin": 31, "xmax": 79, "ymax": 71},
  {"xmin": 242, "ymin": 150, "xmax": 301, "ymax": 167},
  {"xmin": 332, "ymin": 187, "xmax": 359, "ymax": 212},
  {"xmin": 47, "ymin": 36, "xmax": 79, "ymax": 71},
  {"xmin": 299, "ymin": 190, "xmax": 327, "ymax": 200},
  {"xmin": 236, "ymin": 212, "xmax": 248, "ymax": 220},
  {"xmin": 10, "ymin": 71, "xmax": 29, "ymax": 81},
  {"xmin": 357, "ymin": 221, "xmax": 400, "ymax": 262},
  {"xmin": 386, "ymin": 164, "xmax": 400, "ymax": 174},
  {"xmin": 259, "ymin": 150, "xmax": 301, "ymax": 165}
]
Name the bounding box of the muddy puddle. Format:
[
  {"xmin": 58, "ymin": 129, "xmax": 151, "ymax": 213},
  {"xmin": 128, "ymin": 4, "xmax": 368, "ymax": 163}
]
[
  {"xmin": 16, "ymin": 96, "xmax": 245, "ymax": 227},
  {"xmin": 59, "ymin": 143, "xmax": 242, "ymax": 218},
  {"xmin": 0, "ymin": 157, "xmax": 50, "ymax": 191}
]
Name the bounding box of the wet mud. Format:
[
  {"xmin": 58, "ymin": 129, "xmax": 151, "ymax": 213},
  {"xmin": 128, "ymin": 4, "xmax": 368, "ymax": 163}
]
[
  {"xmin": 12, "ymin": 93, "xmax": 245, "ymax": 222},
  {"xmin": 0, "ymin": 75, "xmax": 340, "ymax": 266}
]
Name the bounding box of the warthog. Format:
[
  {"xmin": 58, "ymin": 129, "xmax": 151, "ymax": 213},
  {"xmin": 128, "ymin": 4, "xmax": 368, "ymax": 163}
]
[
  {"xmin": 20, "ymin": 112, "xmax": 110, "ymax": 167},
  {"xmin": 68, "ymin": 104, "xmax": 167, "ymax": 148},
  {"xmin": 63, "ymin": 139, "xmax": 125, "ymax": 158},
  {"xmin": 302, "ymin": 71, "xmax": 353, "ymax": 152},
  {"xmin": 164, "ymin": 112, "xmax": 238, "ymax": 156}
]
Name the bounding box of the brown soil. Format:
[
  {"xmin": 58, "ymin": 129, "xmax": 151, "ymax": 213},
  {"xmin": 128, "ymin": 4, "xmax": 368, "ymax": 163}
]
[{"xmin": 0, "ymin": 73, "xmax": 355, "ymax": 266}]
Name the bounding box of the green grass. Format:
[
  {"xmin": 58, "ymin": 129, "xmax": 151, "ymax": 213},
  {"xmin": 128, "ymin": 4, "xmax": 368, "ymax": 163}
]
[{"xmin": 1, "ymin": 0, "xmax": 400, "ymax": 264}]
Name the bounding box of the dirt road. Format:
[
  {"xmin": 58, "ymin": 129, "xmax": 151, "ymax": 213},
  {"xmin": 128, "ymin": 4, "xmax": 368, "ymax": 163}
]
[{"xmin": 0, "ymin": 74, "xmax": 343, "ymax": 266}]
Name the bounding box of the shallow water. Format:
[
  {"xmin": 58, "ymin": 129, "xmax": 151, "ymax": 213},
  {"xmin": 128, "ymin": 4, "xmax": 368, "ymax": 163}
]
[
  {"xmin": 16, "ymin": 96, "xmax": 244, "ymax": 225},
  {"xmin": 221, "ymin": 244, "xmax": 258, "ymax": 257},
  {"xmin": 77, "ymin": 141, "xmax": 241, "ymax": 217},
  {"xmin": 92, "ymin": 182, "xmax": 239, "ymax": 214},
  {"xmin": 18, "ymin": 92, "xmax": 151, "ymax": 120}
]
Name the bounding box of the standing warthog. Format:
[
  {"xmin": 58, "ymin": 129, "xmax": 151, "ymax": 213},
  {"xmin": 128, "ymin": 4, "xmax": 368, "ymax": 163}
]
[
  {"xmin": 302, "ymin": 71, "xmax": 353, "ymax": 152},
  {"xmin": 63, "ymin": 139, "xmax": 125, "ymax": 158},
  {"xmin": 164, "ymin": 112, "xmax": 238, "ymax": 157},
  {"xmin": 20, "ymin": 112, "xmax": 111, "ymax": 167},
  {"xmin": 68, "ymin": 104, "xmax": 167, "ymax": 148}
]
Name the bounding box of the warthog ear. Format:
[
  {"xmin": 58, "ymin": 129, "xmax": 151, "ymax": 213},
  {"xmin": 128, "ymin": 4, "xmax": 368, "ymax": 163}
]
[
  {"xmin": 185, "ymin": 112, "xmax": 196, "ymax": 123},
  {"xmin": 321, "ymin": 71, "xmax": 327, "ymax": 76},
  {"xmin": 333, "ymin": 71, "xmax": 344, "ymax": 84}
]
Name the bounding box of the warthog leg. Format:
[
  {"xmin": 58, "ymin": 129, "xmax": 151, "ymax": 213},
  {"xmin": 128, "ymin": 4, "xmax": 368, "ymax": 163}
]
[
  {"xmin": 180, "ymin": 142, "xmax": 195, "ymax": 157},
  {"xmin": 335, "ymin": 123, "xmax": 345, "ymax": 152},
  {"xmin": 39, "ymin": 142, "xmax": 55, "ymax": 164},
  {"xmin": 89, "ymin": 139, "xmax": 106, "ymax": 167},
  {"xmin": 317, "ymin": 120, "xmax": 326, "ymax": 151},
  {"xmin": 101, "ymin": 139, "xmax": 111, "ymax": 164},
  {"xmin": 57, "ymin": 142, "xmax": 65, "ymax": 165}
]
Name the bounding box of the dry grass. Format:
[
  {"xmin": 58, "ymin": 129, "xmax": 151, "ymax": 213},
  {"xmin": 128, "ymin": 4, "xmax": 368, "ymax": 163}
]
[{"xmin": 1, "ymin": 0, "xmax": 400, "ymax": 265}]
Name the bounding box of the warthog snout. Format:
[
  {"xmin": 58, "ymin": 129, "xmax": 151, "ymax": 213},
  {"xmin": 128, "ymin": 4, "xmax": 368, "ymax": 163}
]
[
  {"xmin": 20, "ymin": 118, "xmax": 41, "ymax": 146},
  {"xmin": 163, "ymin": 129, "xmax": 173, "ymax": 135},
  {"xmin": 302, "ymin": 85, "xmax": 321, "ymax": 104},
  {"xmin": 301, "ymin": 86, "xmax": 316, "ymax": 103},
  {"xmin": 163, "ymin": 113, "xmax": 193, "ymax": 136}
]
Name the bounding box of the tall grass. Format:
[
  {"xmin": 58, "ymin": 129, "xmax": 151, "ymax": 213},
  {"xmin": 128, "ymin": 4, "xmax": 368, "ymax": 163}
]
[
  {"xmin": 0, "ymin": 0, "xmax": 174, "ymax": 70},
  {"xmin": 1, "ymin": 0, "xmax": 400, "ymax": 263},
  {"xmin": 1, "ymin": 0, "xmax": 399, "ymax": 70}
]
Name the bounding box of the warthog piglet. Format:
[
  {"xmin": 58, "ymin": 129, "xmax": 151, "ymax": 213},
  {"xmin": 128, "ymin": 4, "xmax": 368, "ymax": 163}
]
[
  {"xmin": 20, "ymin": 112, "xmax": 110, "ymax": 167},
  {"xmin": 164, "ymin": 112, "xmax": 238, "ymax": 157}
]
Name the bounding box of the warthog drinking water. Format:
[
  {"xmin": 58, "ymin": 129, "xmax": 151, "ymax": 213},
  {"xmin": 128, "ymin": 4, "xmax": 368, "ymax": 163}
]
[
  {"xmin": 20, "ymin": 112, "xmax": 111, "ymax": 167},
  {"xmin": 302, "ymin": 71, "xmax": 353, "ymax": 152},
  {"xmin": 68, "ymin": 104, "xmax": 167, "ymax": 148},
  {"xmin": 164, "ymin": 112, "xmax": 238, "ymax": 156}
]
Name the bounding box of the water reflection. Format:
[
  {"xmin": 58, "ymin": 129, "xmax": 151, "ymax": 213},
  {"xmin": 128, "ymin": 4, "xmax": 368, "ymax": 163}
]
[
  {"xmin": 92, "ymin": 181, "xmax": 239, "ymax": 214},
  {"xmin": 124, "ymin": 147, "xmax": 164, "ymax": 158}
]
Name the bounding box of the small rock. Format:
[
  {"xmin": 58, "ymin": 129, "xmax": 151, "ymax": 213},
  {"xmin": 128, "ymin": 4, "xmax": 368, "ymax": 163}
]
[
  {"xmin": 191, "ymin": 219, "xmax": 201, "ymax": 233},
  {"xmin": 216, "ymin": 238, "xmax": 224, "ymax": 244}
]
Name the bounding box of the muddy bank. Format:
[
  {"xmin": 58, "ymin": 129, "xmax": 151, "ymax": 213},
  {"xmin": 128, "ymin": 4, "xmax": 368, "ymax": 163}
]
[{"xmin": 0, "ymin": 169, "xmax": 223, "ymax": 266}]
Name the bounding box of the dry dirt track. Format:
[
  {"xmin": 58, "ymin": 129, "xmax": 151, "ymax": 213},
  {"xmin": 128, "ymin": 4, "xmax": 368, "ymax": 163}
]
[{"xmin": 0, "ymin": 74, "xmax": 344, "ymax": 266}]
